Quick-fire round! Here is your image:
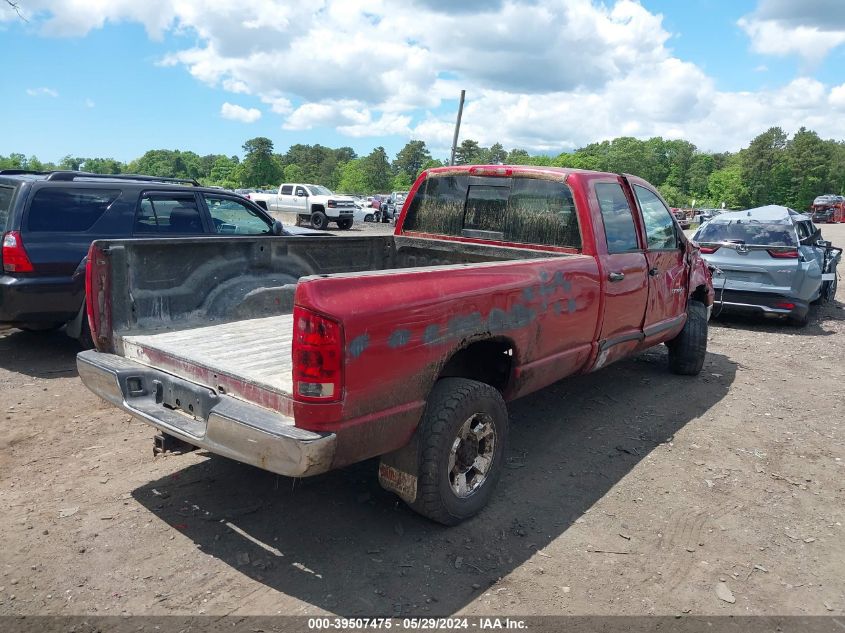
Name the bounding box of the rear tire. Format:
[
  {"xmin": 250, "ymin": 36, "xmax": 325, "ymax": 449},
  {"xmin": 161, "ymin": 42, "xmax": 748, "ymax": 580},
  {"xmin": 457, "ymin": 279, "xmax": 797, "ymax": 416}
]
[
  {"xmin": 666, "ymin": 300, "xmax": 708, "ymax": 375},
  {"xmin": 410, "ymin": 378, "xmax": 508, "ymax": 525},
  {"xmin": 310, "ymin": 211, "xmax": 328, "ymax": 230}
]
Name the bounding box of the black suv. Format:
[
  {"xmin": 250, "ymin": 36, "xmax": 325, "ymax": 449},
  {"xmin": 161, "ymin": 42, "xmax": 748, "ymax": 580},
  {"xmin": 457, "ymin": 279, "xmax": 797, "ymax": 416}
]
[{"xmin": 0, "ymin": 170, "xmax": 318, "ymax": 346}]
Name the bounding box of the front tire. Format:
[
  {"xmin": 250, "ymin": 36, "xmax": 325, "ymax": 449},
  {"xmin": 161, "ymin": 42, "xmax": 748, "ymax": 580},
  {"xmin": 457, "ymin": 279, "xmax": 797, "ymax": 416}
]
[
  {"xmin": 337, "ymin": 218, "xmax": 353, "ymax": 230},
  {"xmin": 310, "ymin": 211, "xmax": 328, "ymax": 230},
  {"xmin": 410, "ymin": 378, "xmax": 508, "ymax": 525},
  {"xmin": 666, "ymin": 300, "xmax": 708, "ymax": 375}
]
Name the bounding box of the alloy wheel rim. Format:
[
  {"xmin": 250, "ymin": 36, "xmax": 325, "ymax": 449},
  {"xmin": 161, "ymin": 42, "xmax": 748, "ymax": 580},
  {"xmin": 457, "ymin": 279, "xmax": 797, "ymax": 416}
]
[{"xmin": 448, "ymin": 413, "xmax": 496, "ymax": 498}]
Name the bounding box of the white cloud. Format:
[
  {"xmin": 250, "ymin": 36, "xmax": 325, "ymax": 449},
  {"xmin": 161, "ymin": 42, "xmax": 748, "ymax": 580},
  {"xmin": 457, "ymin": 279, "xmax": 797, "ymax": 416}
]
[
  {"xmin": 26, "ymin": 87, "xmax": 58, "ymax": 97},
  {"xmin": 220, "ymin": 102, "xmax": 261, "ymax": 123},
  {"xmin": 9, "ymin": 0, "xmax": 845, "ymax": 154}
]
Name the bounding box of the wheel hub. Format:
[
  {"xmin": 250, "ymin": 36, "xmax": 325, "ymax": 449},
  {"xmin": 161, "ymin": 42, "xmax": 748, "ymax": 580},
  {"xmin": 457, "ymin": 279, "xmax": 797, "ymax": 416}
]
[{"xmin": 448, "ymin": 413, "xmax": 496, "ymax": 498}]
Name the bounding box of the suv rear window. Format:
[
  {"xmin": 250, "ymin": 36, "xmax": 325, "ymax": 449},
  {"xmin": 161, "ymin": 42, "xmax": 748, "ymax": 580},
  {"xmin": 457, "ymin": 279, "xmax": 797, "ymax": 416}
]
[
  {"xmin": 695, "ymin": 221, "xmax": 797, "ymax": 246},
  {"xmin": 404, "ymin": 175, "xmax": 581, "ymax": 248},
  {"xmin": 26, "ymin": 188, "xmax": 120, "ymax": 232},
  {"xmin": 0, "ymin": 186, "xmax": 13, "ymax": 230}
]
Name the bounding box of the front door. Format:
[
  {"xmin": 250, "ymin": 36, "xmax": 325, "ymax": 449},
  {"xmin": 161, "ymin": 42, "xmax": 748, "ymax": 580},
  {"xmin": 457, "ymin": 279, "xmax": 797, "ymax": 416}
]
[{"xmin": 631, "ymin": 184, "xmax": 688, "ymax": 344}]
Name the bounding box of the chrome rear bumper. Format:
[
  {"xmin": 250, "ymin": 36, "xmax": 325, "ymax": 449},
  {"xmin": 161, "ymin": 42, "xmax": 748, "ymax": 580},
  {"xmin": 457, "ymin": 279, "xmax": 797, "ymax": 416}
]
[{"xmin": 77, "ymin": 350, "xmax": 335, "ymax": 477}]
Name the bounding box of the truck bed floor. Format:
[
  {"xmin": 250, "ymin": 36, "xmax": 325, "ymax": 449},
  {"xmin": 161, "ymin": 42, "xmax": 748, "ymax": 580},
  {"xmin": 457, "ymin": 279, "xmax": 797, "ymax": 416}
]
[{"xmin": 121, "ymin": 314, "xmax": 295, "ymax": 396}]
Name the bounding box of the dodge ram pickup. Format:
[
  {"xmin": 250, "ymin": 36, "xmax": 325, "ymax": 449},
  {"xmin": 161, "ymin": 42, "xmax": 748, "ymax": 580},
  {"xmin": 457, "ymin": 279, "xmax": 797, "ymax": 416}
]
[{"xmin": 78, "ymin": 165, "xmax": 713, "ymax": 525}]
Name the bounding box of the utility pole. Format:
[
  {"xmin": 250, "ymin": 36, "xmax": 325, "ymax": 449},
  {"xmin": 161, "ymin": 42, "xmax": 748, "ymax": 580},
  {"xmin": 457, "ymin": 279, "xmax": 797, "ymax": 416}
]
[{"xmin": 449, "ymin": 90, "xmax": 466, "ymax": 166}]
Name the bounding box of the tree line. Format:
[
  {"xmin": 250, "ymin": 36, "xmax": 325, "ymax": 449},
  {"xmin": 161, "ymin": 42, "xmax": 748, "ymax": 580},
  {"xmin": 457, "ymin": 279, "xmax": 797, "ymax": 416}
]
[{"xmin": 2, "ymin": 126, "xmax": 843, "ymax": 210}]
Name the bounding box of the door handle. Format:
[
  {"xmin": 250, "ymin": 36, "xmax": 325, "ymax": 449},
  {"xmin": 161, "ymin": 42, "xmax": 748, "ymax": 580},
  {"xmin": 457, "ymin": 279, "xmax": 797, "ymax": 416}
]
[
  {"xmin": 648, "ymin": 267, "xmax": 659, "ymax": 277},
  {"xmin": 608, "ymin": 272, "xmax": 625, "ymax": 282}
]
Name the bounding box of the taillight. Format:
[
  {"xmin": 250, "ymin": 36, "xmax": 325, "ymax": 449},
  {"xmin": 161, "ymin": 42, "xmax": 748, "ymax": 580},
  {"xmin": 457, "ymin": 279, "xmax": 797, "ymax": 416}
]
[
  {"xmin": 2, "ymin": 231, "xmax": 35, "ymax": 273},
  {"xmin": 775, "ymin": 301, "xmax": 796, "ymax": 310},
  {"xmin": 468, "ymin": 166, "xmax": 513, "ymax": 177},
  {"xmin": 766, "ymin": 248, "xmax": 799, "ymax": 259},
  {"xmin": 86, "ymin": 242, "xmax": 112, "ymax": 351},
  {"xmin": 699, "ymin": 245, "xmax": 720, "ymax": 254},
  {"xmin": 292, "ymin": 306, "xmax": 343, "ymax": 402}
]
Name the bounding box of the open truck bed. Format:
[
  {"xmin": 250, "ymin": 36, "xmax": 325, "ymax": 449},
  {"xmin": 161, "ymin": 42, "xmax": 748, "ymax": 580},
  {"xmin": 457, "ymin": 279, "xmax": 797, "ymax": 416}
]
[{"xmin": 123, "ymin": 314, "xmax": 296, "ymax": 396}]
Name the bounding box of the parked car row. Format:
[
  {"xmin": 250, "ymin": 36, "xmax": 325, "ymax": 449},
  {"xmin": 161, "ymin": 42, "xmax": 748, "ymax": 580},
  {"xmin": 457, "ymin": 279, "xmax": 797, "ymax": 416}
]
[{"xmin": 0, "ymin": 170, "xmax": 328, "ymax": 345}]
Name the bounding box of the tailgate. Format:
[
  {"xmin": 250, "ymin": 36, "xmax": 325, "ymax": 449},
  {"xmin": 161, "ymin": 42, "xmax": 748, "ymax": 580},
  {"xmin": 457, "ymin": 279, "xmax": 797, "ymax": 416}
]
[
  {"xmin": 121, "ymin": 314, "xmax": 295, "ymax": 414},
  {"xmin": 709, "ymin": 246, "xmax": 801, "ymax": 294}
]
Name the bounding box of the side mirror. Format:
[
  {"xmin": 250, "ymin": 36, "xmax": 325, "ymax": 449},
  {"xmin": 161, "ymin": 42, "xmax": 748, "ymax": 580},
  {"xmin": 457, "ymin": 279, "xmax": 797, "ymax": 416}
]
[{"xmin": 272, "ymin": 220, "xmax": 284, "ymax": 236}]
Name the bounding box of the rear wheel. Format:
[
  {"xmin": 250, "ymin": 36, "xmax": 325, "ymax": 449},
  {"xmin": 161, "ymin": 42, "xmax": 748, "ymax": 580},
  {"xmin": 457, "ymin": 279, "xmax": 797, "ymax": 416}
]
[
  {"xmin": 666, "ymin": 300, "xmax": 708, "ymax": 375},
  {"xmin": 310, "ymin": 211, "xmax": 328, "ymax": 230},
  {"xmin": 410, "ymin": 378, "xmax": 508, "ymax": 525}
]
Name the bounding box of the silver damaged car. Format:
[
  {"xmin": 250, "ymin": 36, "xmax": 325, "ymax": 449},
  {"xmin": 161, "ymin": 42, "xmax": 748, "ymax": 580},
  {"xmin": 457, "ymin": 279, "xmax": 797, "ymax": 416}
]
[{"xmin": 693, "ymin": 205, "xmax": 841, "ymax": 326}]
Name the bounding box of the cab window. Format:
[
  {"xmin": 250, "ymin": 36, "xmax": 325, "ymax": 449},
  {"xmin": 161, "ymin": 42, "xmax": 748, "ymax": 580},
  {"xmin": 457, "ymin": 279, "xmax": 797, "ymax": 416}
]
[
  {"xmin": 204, "ymin": 195, "xmax": 272, "ymax": 235},
  {"xmin": 596, "ymin": 183, "xmax": 639, "ymax": 253},
  {"xmin": 634, "ymin": 185, "xmax": 678, "ymax": 250}
]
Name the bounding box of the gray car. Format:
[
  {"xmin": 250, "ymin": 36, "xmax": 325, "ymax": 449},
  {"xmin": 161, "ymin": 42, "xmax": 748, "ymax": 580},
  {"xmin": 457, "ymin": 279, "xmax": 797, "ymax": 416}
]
[{"xmin": 693, "ymin": 205, "xmax": 841, "ymax": 325}]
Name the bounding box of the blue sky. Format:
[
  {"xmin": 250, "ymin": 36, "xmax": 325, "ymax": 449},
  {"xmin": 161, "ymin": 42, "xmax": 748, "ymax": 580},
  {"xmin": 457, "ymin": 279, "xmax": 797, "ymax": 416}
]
[{"xmin": 2, "ymin": 0, "xmax": 845, "ymax": 163}]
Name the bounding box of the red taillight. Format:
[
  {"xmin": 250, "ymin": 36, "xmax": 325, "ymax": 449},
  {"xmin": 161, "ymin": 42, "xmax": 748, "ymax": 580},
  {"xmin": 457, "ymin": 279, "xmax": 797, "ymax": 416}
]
[
  {"xmin": 292, "ymin": 306, "xmax": 343, "ymax": 402},
  {"xmin": 85, "ymin": 243, "xmax": 112, "ymax": 351},
  {"xmin": 2, "ymin": 231, "xmax": 34, "ymax": 273},
  {"xmin": 699, "ymin": 245, "xmax": 720, "ymax": 254},
  {"xmin": 468, "ymin": 166, "xmax": 513, "ymax": 177},
  {"xmin": 775, "ymin": 301, "xmax": 796, "ymax": 310},
  {"xmin": 766, "ymin": 248, "xmax": 799, "ymax": 259}
]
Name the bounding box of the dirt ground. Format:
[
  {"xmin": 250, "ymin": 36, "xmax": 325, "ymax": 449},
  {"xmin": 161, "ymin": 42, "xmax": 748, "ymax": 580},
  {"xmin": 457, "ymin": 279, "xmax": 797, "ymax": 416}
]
[{"xmin": 0, "ymin": 224, "xmax": 843, "ymax": 618}]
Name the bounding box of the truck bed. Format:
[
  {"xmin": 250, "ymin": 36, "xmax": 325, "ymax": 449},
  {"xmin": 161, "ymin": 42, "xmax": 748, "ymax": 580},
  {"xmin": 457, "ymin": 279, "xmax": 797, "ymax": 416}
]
[{"xmin": 122, "ymin": 314, "xmax": 295, "ymax": 396}]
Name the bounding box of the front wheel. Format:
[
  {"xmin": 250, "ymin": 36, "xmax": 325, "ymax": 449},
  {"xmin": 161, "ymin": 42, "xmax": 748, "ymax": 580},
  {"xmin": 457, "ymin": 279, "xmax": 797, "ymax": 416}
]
[
  {"xmin": 364, "ymin": 213, "xmax": 374, "ymax": 223},
  {"xmin": 666, "ymin": 300, "xmax": 708, "ymax": 375},
  {"xmin": 310, "ymin": 211, "xmax": 328, "ymax": 230},
  {"xmin": 337, "ymin": 218, "xmax": 353, "ymax": 230},
  {"xmin": 410, "ymin": 378, "xmax": 508, "ymax": 525}
]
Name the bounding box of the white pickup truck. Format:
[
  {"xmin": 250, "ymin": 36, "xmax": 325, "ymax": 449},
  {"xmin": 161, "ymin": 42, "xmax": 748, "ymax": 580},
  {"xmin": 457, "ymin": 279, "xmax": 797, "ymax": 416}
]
[{"xmin": 248, "ymin": 183, "xmax": 356, "ymax": 230}]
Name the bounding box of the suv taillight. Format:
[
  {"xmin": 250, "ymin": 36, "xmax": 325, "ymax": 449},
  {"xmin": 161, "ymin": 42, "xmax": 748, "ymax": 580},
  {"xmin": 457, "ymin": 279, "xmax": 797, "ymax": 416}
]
[
  {"xmin": 2, "ymin": 231, "xmax": 34, "ymax": 273},
  {"xmin": 292, "ymin": 306, "xmax": 343, "ymax": 402},
  {"xmin": 766, "ymin": 248, "xmax": 799, "ymax": 259},
  {"xmin": 699, "ymin": 245, "xmax": 720, "ymax": 254}
]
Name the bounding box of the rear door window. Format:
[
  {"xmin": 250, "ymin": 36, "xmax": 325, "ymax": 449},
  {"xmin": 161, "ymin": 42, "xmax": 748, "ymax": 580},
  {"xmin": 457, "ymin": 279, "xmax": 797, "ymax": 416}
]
[
  {"xmin": 405, "ymin": 175, "xmax": 581, "ymax": 248},
  {"xmin": 280, "ymin": 185, "xmax": 293, "ymax": 195},
  {"xmin": 596, "ymin": 182, "xmax": 639, "ymax": 253},
  {"xmin": 0, "ymin": 186, "xmax": 13, "ymax": 230},
  {"xmin": 26, "ymin": 188, "xmax": 121, "ymax": 232},
  {"xmin": 134, "ymin": 194, "xmax": 205, "ymax": 234}
]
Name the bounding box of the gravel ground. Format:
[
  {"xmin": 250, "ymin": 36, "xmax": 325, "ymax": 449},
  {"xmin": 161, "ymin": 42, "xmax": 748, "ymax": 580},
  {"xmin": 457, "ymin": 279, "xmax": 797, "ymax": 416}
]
[{"xmin": 0, "ymin": 224, "xmax": 842, "ymax": 618}]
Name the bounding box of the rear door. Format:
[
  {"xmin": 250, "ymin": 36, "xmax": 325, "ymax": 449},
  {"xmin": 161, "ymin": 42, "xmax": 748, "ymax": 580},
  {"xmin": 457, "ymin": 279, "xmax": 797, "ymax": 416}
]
[
  {"xmin": 592, "ymin": 178, "xmax": 649, "ymax": 367},
  {"xmin": 631, "ymin": 184, "xmax": 688, "ymax": 341}
]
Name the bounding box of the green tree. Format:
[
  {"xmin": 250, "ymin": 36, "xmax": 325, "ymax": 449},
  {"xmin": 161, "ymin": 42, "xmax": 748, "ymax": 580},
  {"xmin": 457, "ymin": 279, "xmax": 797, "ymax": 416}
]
[
  {"xmin": 242, "ymin": 137, "xmax": 281, "ymax": 186},
  {"xmin": 361, "ymin": 147, "xmax": 392, "ymax": 192},
  {"xmin": 394, "ymin": 140, "xmax": 431, "ymax": 180},
  {"xmin": 507, "ymin": 148, "xmax": 532, "ymax": 164},
  {"xmin": 708, "ymin": 163, "xmax": 750, "ymax": 209},
  {"xmin": 742, "ymin": 127, "xmax": 789, "ymax": 207},
  {"xmin": 209, "ymin": 155, "xmax": 240, "ymax": 187},
  {"xmin": 81, "ymin": 157, "xmax": 123, "ymax": 174},
  {"xmin": 487, "ymin": 142, "xmax": 507, "ymax": 164},
  {"xmin": 785, "ymin": 128, "xmax": 833, "ymax": 209},
  {"xmin": 454, "ymin": 139, "xmax": 482, "ymax": 165},
  {"xmin": 336, "ymin": 159, "xmax": 369, "ymax": 193},
  {"xmin": 391, "ymin": 172, "xmax": 413, "ymax": 191}
]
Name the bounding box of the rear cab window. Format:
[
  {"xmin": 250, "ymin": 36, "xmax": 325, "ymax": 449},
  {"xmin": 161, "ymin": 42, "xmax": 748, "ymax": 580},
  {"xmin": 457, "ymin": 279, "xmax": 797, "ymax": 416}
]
[
  {"xmin": 25, "ymin": 187, "xmax": 121, "ymax": 233},
  {"xmin": 403, "ymin": 174, "xmax": 581, "ymax": 249}
]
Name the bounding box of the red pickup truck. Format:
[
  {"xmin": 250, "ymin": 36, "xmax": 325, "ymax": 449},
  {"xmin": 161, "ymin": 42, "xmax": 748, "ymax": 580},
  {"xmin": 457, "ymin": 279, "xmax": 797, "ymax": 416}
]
[{"xmin": 78, "ymin": 166, "xmax": 713, "ymax": 525}]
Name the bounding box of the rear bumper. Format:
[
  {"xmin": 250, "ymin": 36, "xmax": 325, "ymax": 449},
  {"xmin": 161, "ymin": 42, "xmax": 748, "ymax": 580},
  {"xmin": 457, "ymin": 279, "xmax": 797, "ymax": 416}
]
[
  {"xmin": 0, "ymin": 274, "xmax": 81, "ymax": 325},
  {"xmin": 77, "ymin": 350, "xmax": 336, "ymax": 477},
  {"xmin": 714, "ymin": 289, "xmax": 808, "ymax": 318}
]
